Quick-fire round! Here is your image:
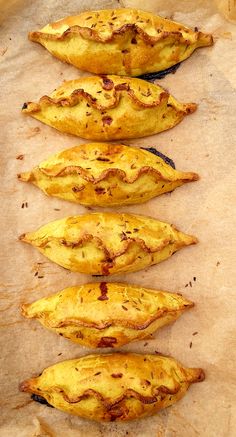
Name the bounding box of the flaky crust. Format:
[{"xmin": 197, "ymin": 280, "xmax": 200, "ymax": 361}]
[
  {"xmin": 19, "ymin": 353, "xmax": 205, "ymax": 421},
  {"xmin": 28, "ymin": 8, "xmax": 213, "ymax": 76},
  {"xmin": 19, "ymin": 212, "xmax": 197, "ymax": 275},
  {"xmin": 22, "ymin": 75, "xmax": 197, "ymax": 140},
  {"xmin": 18, "ymin": 143, "xmax": 199, "ymax": 206},
  {"xmin": 21, "ymin": 282, "xmax": 193, "ymax": 347}
]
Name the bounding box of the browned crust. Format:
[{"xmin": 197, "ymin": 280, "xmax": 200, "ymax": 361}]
[
  {"xmin": 19, "ymin": 381, "xmax": 29, "ymax": 392},
  {"xmin": 22, "ymin": 88, "xmax": 170, "ymax": 113},
  {"xmin": 18, "ymin": 233, "xmax": 27, "ymax": 241},
  {"xmin": 192, "ymin": 369, "xmax": 205, "ymax": 383},
  {"xmin": 24, "ymin": 165, "xmax": 198, "ymax": 184},
  {"xmin": 27, "ymin": 303, "xmax": 193, "ymax": 331},
  {"xmin": 28, "ymin": 23, "xmax": 213, "ymax": 46}
]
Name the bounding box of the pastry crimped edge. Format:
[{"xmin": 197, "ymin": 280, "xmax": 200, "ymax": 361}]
[
  {"xmin": 29, "ymin": 23, "xmax": 212, "ymax": 47},
  {"xmin": 22, "ymin": 78, "xmax": 197, "ymax": 115},
  {"xmin": 19, "ymin": 353, "xmax": 205, "ymax": 422},
  {"xmin": 21, "ymin": 285, "xmax": 194, "ymax": 331}
]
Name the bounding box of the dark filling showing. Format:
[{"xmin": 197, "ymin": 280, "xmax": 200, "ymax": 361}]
[
  {"xmin": 98, "ymin": 282, "xmax": 109, "ymax": 300},
  {"xmin": 137, "ymin": 63, "xmax": 181, "ymax": 82},
  {"xmin": 31, "ymin": 394, "xmax": 54, "ymax": 408},
  {"xmin": 97, "ymin": 336, "xmax": 117, "ymax": 347},
  {"xmin": 142, "ymin": 147, "xmax": 175, "ymax": 169}
]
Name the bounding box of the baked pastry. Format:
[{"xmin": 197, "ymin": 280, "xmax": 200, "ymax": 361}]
[
  {"xmin": 19, "ymin": 212, "xmax": 197, "ymax": 275},
  {"xmin": 18, "ymin": 143, "xmax": 199, "ymax": 206},
  {"xmin": 22, "ymin": 75, "xmax": 197, "ymax": 140},
  {"xmin": 20, "ymin": 353, "xmax": 205, "ymax": 421},
  {"xmin": 28, "ymin": 8, "xmax": 213, "ymax": 76},
  {"xmin": 21, "ymin": 282, "xmax": 193, "ymax": 348}
]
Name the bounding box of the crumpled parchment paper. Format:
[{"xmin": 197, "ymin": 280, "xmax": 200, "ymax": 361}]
[{"xmin": 0, "ymin": 0, "xmax": 236, "ymax": 436}]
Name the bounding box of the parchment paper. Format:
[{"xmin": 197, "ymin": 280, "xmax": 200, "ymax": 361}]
[{"xmin": 0, "ymin": 0, "xmax": 236, "ymax": 436}]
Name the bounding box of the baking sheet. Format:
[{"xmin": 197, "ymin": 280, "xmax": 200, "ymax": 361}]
[{"xmin": 0, "ymin": 0, "xmax": 236, "ymax": 435}]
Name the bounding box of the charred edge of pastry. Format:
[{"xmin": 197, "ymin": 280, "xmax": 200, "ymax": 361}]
[
  {"xmin": 182, "ymin": 102, "xmax": 197, "ymax": 114},
  {"xmin": 31, "ymin": 393, "xmax": 54, "ymax": 408},
  {"xmin": 22, "ymin": 88, "xmax": 169, "ymax": 113},
  {"xmin": 138, "ymin": 63, "xmax": 181, "ymax": 82},
  {"xmin": 28, "ymin": 24, "xmax": 213, "ymax": 47},
  {"xmin": 142, "ymin": 147, "xmax": 176, "ymax": 169},
  {"xmin": 193, "ymin": 368, "xmax": 205, "ymax": 382},
  {"xmin": 24, "ymin": 302, "xmax": 194, "ymax": 331},
  {"xmin": 18, "ymin": 233, "xmax": 27, "ymax": 241}
]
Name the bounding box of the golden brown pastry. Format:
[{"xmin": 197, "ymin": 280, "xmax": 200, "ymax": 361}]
[
  {"xmin": 21, "ymin": 282, "xmax": 193, "ymax": 348},
  {"xmin": 19, "ymin": 212, "xmax": 197, "ymax": 275},
  {"xmin": 20, "ymin": 353, "xmax": 205, "ymax": 421},
  {"xmin": 28, "ymin": 8, "xmax": 213, "ymax": 76},
  {"xmin": 18, "ymin": 143, "xmax": 199, "ymax": 206},
  {"xmin": 22, "ymin": 75, "xmax": 197, "ymax": 140}
]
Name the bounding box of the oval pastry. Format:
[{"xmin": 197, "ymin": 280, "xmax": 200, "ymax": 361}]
[
  {"xmin": 28, "ymin": 8, "xmax": 213, "ymax": 76},
  {"xmin": 22, "ymin": 75, "xmax": 197, "ymax": 140},
  {"xmin": 20, "ymin": 353, "xmax": 205, "ymax": 421},
  {"xmin": 19, "ymin": 212, "xmax": 197, "ymax": 275},
  {"xmin": 18, "ymin": 143, "xmax": 199, "ymax": 206},
  {"xmin": 21, "ymin": 282, "xmax": 193, "ymax": 348}
]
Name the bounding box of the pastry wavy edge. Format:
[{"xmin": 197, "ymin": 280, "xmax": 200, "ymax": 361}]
[
  {"xmin": 20, "ymin": 369, "xmax": 205, "ymax": 407},
  {"xmin": 18, "ymin": 165, "xmax": 199, "ymax": 184},
  {"xmin": 19, "ymin": 230, "xmax": 198, "ymax": 261},
  {"xmin": 21, "ymin": 298, "xmax": 194, "ymax": 331},
  {"xmin": 19, "ymin": 232, "xmax": 197, "ymax": 276},
  {"xmin": 29, "ymin": 23, "xmax": 213, "ymax": 47},
  {"xmin": 22, "ymin": 85, "xmax": 197, "ymax": 114}
]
